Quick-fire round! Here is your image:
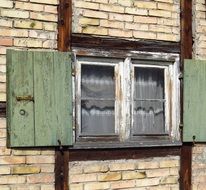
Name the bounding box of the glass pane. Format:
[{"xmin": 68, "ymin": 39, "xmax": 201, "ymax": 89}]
[
  {"xmin": 81, "ymin": 65, "xmax": 115, "ymax": 99},
  {"xmin": 134, "ymin": 67, "xmax": 165, "ymax": 100},
  {"xmin": 133, "ymin": 100, "xmax": 165, "ymax": 134},
  {"xmin": 81, "ymin": 100, "xmax": 115, "ymax": 135}
]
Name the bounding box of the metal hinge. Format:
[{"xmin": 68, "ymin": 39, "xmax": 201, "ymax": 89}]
[
  {"xmin": 178, "ymin": 72, "xmax": 183, "ymax": 80},
  {"xmin": 179, "ymin": 123, "xmax": 183, "ymax": 130}
]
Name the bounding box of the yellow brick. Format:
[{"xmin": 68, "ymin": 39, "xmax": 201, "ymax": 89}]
[
  {"xmin": 125, "ymin": 23, "xmax": 148, "ymax": 31},
  {"xmin": 41, "ymin": 185, "xmax": 55, "ymax": 190},
  {"xmin": 70, "ymin": 173, "xmax": 97, "ymax": 183},
  {"xmin": 84, "ymin": 182, "xmax": 110, "ymax": 190},
  {"xmin": 149, "ymin": 25, "xmax": 172, "ymax": 33},
  {"xmin": 100, "ymin": 20, "xmax": 124, "ymax": 29},
  {"xmin": 12, "ymin": 185, "xmax": 40, "ymax": 190},
  {"xmin": 82, "ymin": 26, "xmax": 108, "ymax": 35},
  {"xmin": 0, "ymin": 9, "xmax": 29, "ymax": 18},
  {"xmin": 137, "ymin": 161, "xmax": 159, "ymax": 169},
  {"xmin": 40, "ymin": 164, "xmax": 54, "ymax": 173},
  {"xmin": 136, "ymin": 178, "xmax": 160, "ymax": 187},
  {"xmin": 0, "ymin": 128, "xmax": 6, "ymax": 138},
  {"xmin": 75, "ymin": 1, "xmax": 99, "ymax": 10},
  {"xmin": 0, "ymin": 166, "xmax": 10, "ymax": 175},
  {"xmin": 12, "ymin": 150, "xmax": 41, "ymax": 155},
  {"xmin": 15, "ymin": 2, "xmax": 44, "ymax": 11},
  {"xmin": 149, "ymin": 10, "xmax": 171, "ymax": 18},
  {"xmin": 0, "ymin": 156, "xmax": 26, "ymax": 165},
  {"xmin": 79, "ymin": 18, "xmax": 100, "ymax": 26},
  {"xmin": 83, "ymin": 10, "xmax": 108, "ymax": 19},
  {"xmin": 118, "ymin": 0, "xmax": 133, "ymax": 7},
  {"xmin": 0, "ymin": 19, "xmax": 13, "ymax": 27},
  {"xmin": 158, "ymin": 3, "xmax": 174, "ymax": 11},
  {"xmin": 30, "ymin": 12, "xmax": 57, "ymax": 22},
  {"xmin": 26, "ymin": 155, "xmax": 54, "ymax": 164},
  {"xmin": 125, "ymin": 7, "xmax": 148, "ymax": 16},
  {"xmin": 110, "ymin": 162, "xmax": 136, "ymax": 171},
  {"xmin": 122, "ymin": 171, "xmax": 146, "ymax": 180},
  {"xmin": 0, "ymin": 176, "xmax": 26, "ymax": 184},
  {"xmin": 44, "ymin": 5, "xmax": 57, "ymax": 14},
  {"xmin": 134, "ymin": 1, "xmax": 157, "ymax": 9},
  {"xmin": 109, "ymin": 29, "xmax": 132, "ymax": 37},
  {"xmin": 0, "ymin": 0, "xmax": 13, "ymax": 8},
  {"xmin": 100, "ymin": 4, "xmax": 124, "ymax": 13},
  {"xmin": 43, "ymin": 23, "xmax": 57, "ymax": 31},
  {"xmin": 30, "ymin": 0, "xmax": 58, "ymax": 5},
  {"xmin": 27, "ymin": 174, "xmax": 54, "ymax": 184},
  {"xmin": 157, "ymin": 18, "xmax": 179, "ymax": 26},
  {"xmin": 159, "ymin": 160, "xmax": 179, "ymax": 168},
  {"xmin": 14, "ymin": 20, "xmax": 43, "ymax": 29},
  {"xmin": 0, "ymin": 29, "xmax": 28, "ymax": 37},
  {"xmin": 0, "ymin": 119, "xmax": 6, "ymax": 129},
  {"xmin": 133, "ymin": 31, "xmax": 156, "ymax": 40},
  {"xmin": 14, "ymin": 38, "xmax": 42, "ymax": 48},
  {"xmin": 0, "ymin": 147, "xmax": 11, "ymax": 156},
  {"xmin": 42, "ymin": 40, "xmax": 57, "ymax": 49},
  {"xmin": 134, "ymin": 16, "xmax": 157, "ymax": 24},
  {"xmin": 84, "ymin": 164, "xmax": 108, "ymax": 173},
  {"xmin": 160, "ymin": 176, "xmax": 179, "ymax": 184},
  {"xmin": 70, "ymin": 184, "xmax": 83, "ymax": 190},
  {"xmin": 109, "ymin": 13, "xmax": 133, "ymax": 21},
  {"xmin": 0, "ymin": 186, "xmax": 10, "ymax": 190},
  {"xmin": 146, "ymin": 168, "xmax": 170, "ymax": 177},
  {"xmin": 0, "ymin": 83, "xmax": 6, "ymax": 93},
  {"xmin": 111, "ymin": 180, "xmax": 136, "ymax": 189},
  {"xmin": 98, "ymin": 172, "xmax": 121, "ymax": 181},
  {"xmin": 12, "ymin": 166, "xmax": 40, "ymax": 174},
  {"xmin": 157, "ymin": 33, "xmax": 178, "ymax": 41}
]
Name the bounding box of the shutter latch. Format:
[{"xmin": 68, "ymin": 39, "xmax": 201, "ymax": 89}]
[{"xmin": 16, "ymin": 95, "xmax": 34, "ymax": 102}]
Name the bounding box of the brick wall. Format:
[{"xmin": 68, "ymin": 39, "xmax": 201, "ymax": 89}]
[
  {"xmin": 0, "ymin": 0, "xmax": 58, "ymax": 101},
  {"xmin": 0, "ymin": 0, "xmax": 58, "ymax": 189},
  {"xmin": 69, "ymin": 157, "xmax": 180, "ymax": 190},
  {"xmin": 192, "ymin": 1, "xmax": 206, "ymax": 190},
  {"xmin": 72, "ymin": 0, "xmax": 180, "ymax": 41}
]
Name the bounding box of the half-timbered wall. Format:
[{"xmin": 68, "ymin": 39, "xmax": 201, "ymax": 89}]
[
  {"xmin": 192, "ymin": 1, "xmax": 206, "ymax": 190},
  {"xmin": 1, "ymin": 0, "xmax": 205, "ymax": 189}
]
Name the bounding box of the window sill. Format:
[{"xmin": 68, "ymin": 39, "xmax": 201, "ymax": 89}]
[{"xmin": 70, "ymin": 140, "xmax": 182, "ymax": 150}]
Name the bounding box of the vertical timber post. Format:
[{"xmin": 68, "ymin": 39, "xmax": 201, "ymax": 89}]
[
  {"xmin": 56, "ymin": 0, "xmax": 72, "ymax": 190},
  {"xmin": 180, "ymin": 0, "xmax": 193, "ymax": 190}
]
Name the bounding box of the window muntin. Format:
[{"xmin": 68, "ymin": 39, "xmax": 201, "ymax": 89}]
[{"xmin": 75, "ymin": 55, "xmax": 180, "ymax": 145}]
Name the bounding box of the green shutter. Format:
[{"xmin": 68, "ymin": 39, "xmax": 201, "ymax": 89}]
[
  {"xmin": 183, "ymin": 59, "xmax": 206, "ymax": 142},
  {"xmin": 7, "ymin": 50, "xmax": 73, "ymax": 147}
]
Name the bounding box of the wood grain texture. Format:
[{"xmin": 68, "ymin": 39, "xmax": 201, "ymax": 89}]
[
  {"xmin": 183, "ymin": 60, "xmax": 206, "ymax": 142},
  {"xmin": 7, "ymin": 50, "xmax": 35, "ymax": 147},
  {"xmin": 58, "ymin": 0, "xmax": 72, "ymax": 51},
  {"xmin": 180, "ymin": 1, "xmax": 193, "ymax": 190},
  {"xmin": 72, "ymin": 34, "xmax": 180, "ymax": 54},
  {"xmin": 7, "ymin": 50, "xmax": 72, "ymax": 147},
  {"xmin": 34, "ymin": 52, "xmax": 72, "ymax": 146}
]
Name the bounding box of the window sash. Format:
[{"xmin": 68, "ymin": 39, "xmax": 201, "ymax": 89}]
[{"xmin": 76, "ymin": 58, "xmax": 122, "ymax": 140}]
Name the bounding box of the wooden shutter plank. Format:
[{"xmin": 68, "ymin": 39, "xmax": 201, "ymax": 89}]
[
  {"xmin": 53, "ymin": 52, "xmax": 72, "ymax": 145},
  {"xmin": 183, "ymin": 59, "xmax": 206, "ymax": 142},
  {"xmin": 7, "ymin": 50, "xmax": 35, "ymax": 147},
  {"xmin": 34, "ymin": 52, "xmax": 57, "ymax": 146},
  {"xmin": 34, "ymin": 52, "xmax": 72, "ymax": 146}
]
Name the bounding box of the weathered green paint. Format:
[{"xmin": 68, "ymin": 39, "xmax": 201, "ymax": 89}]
[
  {"xmin": 7, "ymin": 50, "xmax": 73, "ymax": 147},
  {"xmin": 183, "ymin": 59, "xmax": 206, "ymax": 142},
  {"xmin": 7, "ymin": 50, "xmax": 35, "ymax": 147}
]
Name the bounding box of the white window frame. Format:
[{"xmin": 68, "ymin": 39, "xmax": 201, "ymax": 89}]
[{"xmin": 73, "ymin": 49, "xmax": 180, "ymax": 146}]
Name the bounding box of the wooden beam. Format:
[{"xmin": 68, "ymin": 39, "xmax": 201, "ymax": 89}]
[
  {"xmin": 55, "ymin": 150, "xmax": 69, "ymax": 190},
  {"xmin": 56, "ymin": 0, "xmax": 72, "ymax": 189},
  {"xmin": 69, "ymin": 147, "xmax": 181, "ymax": 162},
  {"xmin": 180, "ymin": 0, "xmax": 193, "ymax": 190},
  {"xmin": 58, "ymin": 0, "xmax": 72, "ymax": 51},
  {"xmin": 72, "ymin": 34, "xmax": 180, "ymax": 54}
]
